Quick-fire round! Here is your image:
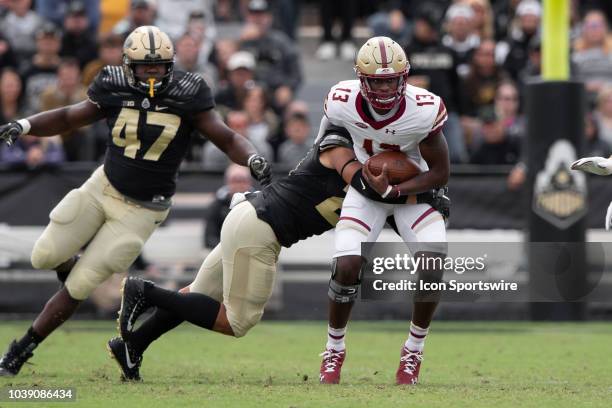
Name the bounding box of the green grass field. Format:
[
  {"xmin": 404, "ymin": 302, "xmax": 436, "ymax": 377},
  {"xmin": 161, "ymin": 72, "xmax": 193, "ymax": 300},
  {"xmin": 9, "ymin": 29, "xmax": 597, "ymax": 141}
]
[{"xmin": 0, "ymin": 321, "xmax": 611, "ymax": 408}]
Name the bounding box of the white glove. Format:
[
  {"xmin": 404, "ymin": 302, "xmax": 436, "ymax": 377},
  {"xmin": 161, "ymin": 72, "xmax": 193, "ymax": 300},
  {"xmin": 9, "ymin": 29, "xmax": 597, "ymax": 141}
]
[
  {"xmin": 571, "ymin": 156, "xmax": 612, "ymax": 176},
  {"xmin": 606, "ymin": 201, "xmax": 612, "ymax": 231}
]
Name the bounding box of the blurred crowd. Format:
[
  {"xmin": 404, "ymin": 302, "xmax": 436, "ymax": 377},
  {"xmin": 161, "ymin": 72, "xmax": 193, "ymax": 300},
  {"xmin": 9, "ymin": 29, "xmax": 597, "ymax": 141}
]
[{"xmin": 1, "ymin": 0, "xmax": 612, "ymax": 175}]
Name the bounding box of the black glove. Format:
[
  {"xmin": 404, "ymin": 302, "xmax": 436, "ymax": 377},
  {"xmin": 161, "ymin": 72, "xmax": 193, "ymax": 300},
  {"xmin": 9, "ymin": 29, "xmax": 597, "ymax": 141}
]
[
  {"xmin": 417, "ymin": 186, "xmax": 450, "ymax": 221},
  {"xmin": 247, "ymin": 154, "xmax": 272, "ymax": 186},
  {"xmin": 0, "ymin": 121, "xmax": 23, "ymax": 146}
]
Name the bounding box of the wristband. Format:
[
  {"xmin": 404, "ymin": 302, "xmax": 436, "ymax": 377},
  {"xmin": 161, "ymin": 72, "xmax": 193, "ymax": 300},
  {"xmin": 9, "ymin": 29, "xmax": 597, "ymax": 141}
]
[{"xmin": 17, "ymin": 119, "xmax": 31, "ymax": 134}]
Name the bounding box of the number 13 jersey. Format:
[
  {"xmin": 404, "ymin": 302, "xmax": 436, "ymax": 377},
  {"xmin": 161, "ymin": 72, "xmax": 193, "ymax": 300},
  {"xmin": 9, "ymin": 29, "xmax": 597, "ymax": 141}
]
[{"xmin": 324, "ymin": 80, "xmax": 447, "ymax": 170}]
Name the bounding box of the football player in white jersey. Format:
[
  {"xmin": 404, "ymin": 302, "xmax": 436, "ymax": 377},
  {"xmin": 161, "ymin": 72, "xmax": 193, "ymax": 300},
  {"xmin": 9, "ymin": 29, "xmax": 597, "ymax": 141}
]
[
  {"xmin": 318, "ymin": 37, "xmax": 450, "ymax": 385},
  {"xmin": 572, "ymin": 156, "xmax": 612, "ymax": 228}
]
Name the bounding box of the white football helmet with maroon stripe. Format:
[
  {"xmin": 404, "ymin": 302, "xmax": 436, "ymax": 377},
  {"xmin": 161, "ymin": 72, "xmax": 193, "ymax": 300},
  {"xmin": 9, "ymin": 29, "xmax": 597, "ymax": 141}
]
[{"xmin": 354, "ymin": 36, "xmax": 410, "ymax": 110}]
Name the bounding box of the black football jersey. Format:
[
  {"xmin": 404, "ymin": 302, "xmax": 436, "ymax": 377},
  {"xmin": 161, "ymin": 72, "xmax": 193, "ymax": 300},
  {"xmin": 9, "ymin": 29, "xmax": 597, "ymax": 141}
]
[
  {"xmin": 247, "ymin": 130, "xmax": 351, "ymax": 248},
  {"xmin": 87, "ymin": 66, "xmax": 215, "ymax": 201}
]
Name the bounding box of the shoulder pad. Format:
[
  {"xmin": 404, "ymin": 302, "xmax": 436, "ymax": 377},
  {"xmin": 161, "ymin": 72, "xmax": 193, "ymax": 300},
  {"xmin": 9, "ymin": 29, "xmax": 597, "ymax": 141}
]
[
  {"xmin": 97, "ymin": 66, "xmax": 129, "ymax": 89},
  {"xmin": 319, "ymin": 125, "xmax": 352, "ymax": 152},
  {"xmin": 167, "ymin": 71, "xmax": 205, "ymax": 98}
]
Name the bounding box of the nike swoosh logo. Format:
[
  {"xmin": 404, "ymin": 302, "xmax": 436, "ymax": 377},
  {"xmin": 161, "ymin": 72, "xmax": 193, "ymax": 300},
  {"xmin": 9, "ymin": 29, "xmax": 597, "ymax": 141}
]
[
  {"xmin": 125, "ymin": 344, "xmax": 136, "ymax": 369},
  {"xmin": 360, "ymin": 178, "xmax": 366, "ymax": 190},
  {"xmin": 155, "ymin": 106, "xmax": 168, "ymax": 111},
  {"xmin": 126, "ymin": 306, "xmax": 137, "ymax": 331}
]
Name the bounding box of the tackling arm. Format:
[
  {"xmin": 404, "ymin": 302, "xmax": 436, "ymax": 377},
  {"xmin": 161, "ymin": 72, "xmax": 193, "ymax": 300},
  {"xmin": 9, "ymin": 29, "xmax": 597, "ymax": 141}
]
[{"xmin": 194, "ymin": 109, "xmax": 271, "ymax": 184}]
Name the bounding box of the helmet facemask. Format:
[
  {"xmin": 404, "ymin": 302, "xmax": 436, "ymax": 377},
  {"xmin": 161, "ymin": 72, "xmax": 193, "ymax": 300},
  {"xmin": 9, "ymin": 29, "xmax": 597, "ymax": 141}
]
[
  {"xmin": 122, "ymin": 26, "xmax": 175, "ymax": 97},
  {"xmin": 357, "ymin": 69, "xmax": 408, "ymax": 110}
]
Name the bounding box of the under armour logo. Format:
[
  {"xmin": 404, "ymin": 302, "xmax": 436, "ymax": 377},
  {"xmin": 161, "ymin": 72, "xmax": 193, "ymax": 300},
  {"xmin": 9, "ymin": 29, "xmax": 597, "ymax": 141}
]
[{"xmin": 385, "ymin": 129, "xmax": 396, "ymax": 134}]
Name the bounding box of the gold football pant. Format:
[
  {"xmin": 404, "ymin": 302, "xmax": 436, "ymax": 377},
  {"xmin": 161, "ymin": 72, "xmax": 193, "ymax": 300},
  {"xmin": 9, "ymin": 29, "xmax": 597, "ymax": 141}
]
[
  {"xmin": 30, "ymin": 166, "xmax": 169, "ymax": 300},
  {"xmin": 190, "ymin": 200, "xmax": 280, "ymax": 337}
]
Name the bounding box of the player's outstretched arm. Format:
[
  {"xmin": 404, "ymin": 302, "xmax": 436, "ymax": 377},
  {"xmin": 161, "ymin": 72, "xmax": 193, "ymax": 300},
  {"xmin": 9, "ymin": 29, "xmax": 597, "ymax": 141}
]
[
  {"xmin": 0, "ymin": 100, "xmax": 104, "ymax": 145},
  {"xmin": 194, "ymin": 109, "xmax": 271, "ymax": 184},
  {"xmin": 571, "ymin": 156, "xmax": 612, "ymax": 176}
]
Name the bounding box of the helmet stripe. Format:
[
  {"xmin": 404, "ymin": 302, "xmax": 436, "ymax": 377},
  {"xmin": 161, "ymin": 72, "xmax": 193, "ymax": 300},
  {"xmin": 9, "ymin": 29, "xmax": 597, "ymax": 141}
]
[
  {"xmin": 378, "ymin": 38, "xmax": 388, "ymax": 68},
  {"xmin": 147, "ymin": 27, "xmax": 155, "ymax": 54}
]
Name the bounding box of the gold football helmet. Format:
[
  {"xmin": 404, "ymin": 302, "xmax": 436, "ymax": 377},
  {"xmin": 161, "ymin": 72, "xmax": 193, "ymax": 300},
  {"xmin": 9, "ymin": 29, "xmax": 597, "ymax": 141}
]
[
  {"xmin": 354, "ymin": 36, "xmax": 410, "ymax": 110},
  {"xmin": 123, "ymin": 26, "xmax": 175, "ymax": 97}
]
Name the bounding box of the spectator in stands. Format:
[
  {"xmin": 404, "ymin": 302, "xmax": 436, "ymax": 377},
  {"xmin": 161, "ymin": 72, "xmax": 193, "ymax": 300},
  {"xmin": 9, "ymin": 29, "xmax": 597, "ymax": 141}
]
[
  {"xmin": 0, "ymin": 68, "xmax": 24, "ymax": 123},
  {"xmin": 214, "ymin": 51, "xmax": 256, "ymax": 112},
  {"xmin": 0, "ymin": 134, "xmax": 65, "ymax": 169},
  {"xmin": 0, "ymin": 0, "xmax": 42, "ymax": 64},
  {"xmin": 464, "ymin": 0, "xmax": 495, "ymax": 40},
  {"xmin": 21, "ymin": 23, "xmax": 62, "ymax": 117},
  {"xmin": 174, "ymin": 33, "xmax": 217, "ymax": 90},
  {"xmin": 585, "ymin": 112, "xmax": 611, "ymax": 157},
  {"xmin": 203, "ymin": 110, "xmax": 273, "ymax": 169},
  {"xmin": 518, "ymin": 34, "xmax": 541, "ymax": 87},
  {"xmin": 185, "ymin": 11, "xmax": 216, "ymax": 72},
  {"xmin": 492, "ymin": 0, "xmax": 522, "ymax": 41},
  {"xmin": 276, "ymin": 112, "xmax": 311, "ymax": 168},
  {"xmin": 239, "ymin": 0, "xmax": 302, "ymax": 110},
  {"xmin": 81, "ymin": 32, "xmax": 124, "ymax": 85},
  {"xmin": 442, "ymin": 3, "xmax": 480, "ymax": 78},
  {"xmin": 594, "ymin": 84, "xmax": 612, "ymax": 146},
  {"xmin": 405, "ymin": 2, "xmax": 466, "ymax": 163},
  {"xmin": 243, "ymin": 85, "xmax": 277, "ymax": 160},
  {"xmin": 573, "ymin": 10, "xmax": 612, "ymax": 95},
  {"xmin": 36, "ymin": 0, "xmax": 100, "ymax": 34},
  {"xmin": 112, "ymin": 0, "xmax": 157, "ymax": 38},
  {"xmin": 204, "ymin": 164, "xmax": 253, "ymax": 248},
  {"xmin": 368, "ymin": 4, "xmax": 411, "ymax": 46},
  {"xmin": 40, "ymin": 59, "xmax": 90, "ymax": 161},
  {"xmin": 494, "ymin": 80, "xmax": 524, "ymax": 141},
  {"xmin": 315, "ymin": 0, "xmax": 356, "ymax": 61},
  {"xmin": 212, "ymin": 38, "xmax": 239, "ymax": 84},
  {"xmin": 498, "ymin": 0, "xmax": 541, "ymax": 81},
  {"xmin": 470, "ymin": 106, "xmax": 520, "ymax": 165},
  {"xmin": 0, "ymin": 33, "xmax": 17, "ymax": 70},
  {"xmin": 60, "ymin": 1, "xmax": 99, "ymax": 68},
  {"xmin": 460, "ymin": 39, "xmax": 508, "ymax": 140},
  {"xmin": 156, "ymin": 0, "xmax": 215, "ymax": 41}
]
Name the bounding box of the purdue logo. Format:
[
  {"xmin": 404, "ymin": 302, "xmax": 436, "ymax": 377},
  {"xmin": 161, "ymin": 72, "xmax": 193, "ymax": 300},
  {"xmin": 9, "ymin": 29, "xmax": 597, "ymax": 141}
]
[{"xmin": 533, "ymin": 140, "xmax": 587, "ymax": 229}]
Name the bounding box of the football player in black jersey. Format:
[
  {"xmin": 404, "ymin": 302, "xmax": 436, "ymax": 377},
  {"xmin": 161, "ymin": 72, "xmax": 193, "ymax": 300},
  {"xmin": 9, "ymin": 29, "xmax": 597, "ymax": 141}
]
[
  {"xmin": 0, "ymin": 26, "xmax": 271, "ymax": 377},
  {"xmin": 104, "ymin": 122, "xmax": 380, "ymax": 381}
]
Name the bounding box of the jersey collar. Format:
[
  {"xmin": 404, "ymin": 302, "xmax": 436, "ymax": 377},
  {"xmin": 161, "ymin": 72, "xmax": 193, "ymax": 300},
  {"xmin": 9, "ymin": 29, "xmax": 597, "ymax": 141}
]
[{"xmin": 355, "ymin": 93, "xmax": 406, "ymax": 130}]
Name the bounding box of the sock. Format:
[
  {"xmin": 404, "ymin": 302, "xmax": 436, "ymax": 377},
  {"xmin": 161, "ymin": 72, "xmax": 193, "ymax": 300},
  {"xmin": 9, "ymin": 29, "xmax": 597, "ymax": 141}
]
[
  {"xmin": 130, "ymin": 308, "xmax": 183, "ymax": 354},
  {"xmin": 15, "ymin": 327, "xmax": 44, "ymax": 353},
  {"xmin": 144, "ymin": 283, "xmax": 221, "ymax": 330},
  {"xmin": 404, "ymin": 322, "xmax": 429, "ymax": 352},
  {"xmin": 326, "ymin": 326, "xmax": 346, "ymax": 351}
]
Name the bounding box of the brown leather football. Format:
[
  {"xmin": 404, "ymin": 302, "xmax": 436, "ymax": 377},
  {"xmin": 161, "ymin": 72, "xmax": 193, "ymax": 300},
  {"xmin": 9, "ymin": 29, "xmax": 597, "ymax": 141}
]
[{"xmin": 365, "ymin": 151, "xmax": 422, "ymax": 184}]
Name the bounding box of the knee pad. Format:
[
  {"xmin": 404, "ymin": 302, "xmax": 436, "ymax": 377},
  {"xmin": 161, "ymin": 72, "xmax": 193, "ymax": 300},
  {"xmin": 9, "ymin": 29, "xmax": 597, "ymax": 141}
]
[
  {"xmin": 335, "ymin": 220, "xmax": 369, "ymax": 256},
  {"xmin": 328, "ymin": 258, "xmax": 362, "ymax": 303},
  {"xmin": 31, "ymin": 238, "xmax": 55, "ymax": 269},
  {"xmin": 102, "ymin": 234, "xmax": 143, "ymax": 273},
  {"xmin": 226, "ymin": 307, "xmax": 262, "ymax": 338}
]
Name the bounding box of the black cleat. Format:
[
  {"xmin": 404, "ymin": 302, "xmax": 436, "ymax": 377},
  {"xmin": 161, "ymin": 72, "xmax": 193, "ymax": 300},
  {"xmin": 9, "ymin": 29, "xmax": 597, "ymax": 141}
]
[
  {"xmin": 55, "ymin": 255, "xmax": 80, "ymax": 284},
  {"xmin": 0, "ymin": 341, "xmax": 34, "ymax": 377},
  {"xmin": 107, "ymin": 337, "xmax": 142, "ymax": 381},
  {"xmin": 117, "ymin": 277, "xmax": 153, "ymax": 339}
]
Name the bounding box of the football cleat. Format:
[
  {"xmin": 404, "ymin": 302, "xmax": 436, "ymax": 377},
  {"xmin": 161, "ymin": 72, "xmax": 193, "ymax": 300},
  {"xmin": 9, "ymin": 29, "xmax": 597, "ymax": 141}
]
[
  {"xmin": 107, "ymin": 337, "xmax": 142, "ymax": 381},
  {"xmin": 0, "ymin": 341, "xmax": 34, "ymax": 377},
  {"xmin": 117, "ymin": 277, "xmax": 153, "ymax": 339},
  {"xmin": 55, "ymin": 255, "xmax": 80, "ymax": 284},
  {"xmin": 395, "ymin": 347, "xmax": 423, "ymax": 385},
  {"xmin": 319, "ymin": 348, "xmax": 346, "ymax": 384}
]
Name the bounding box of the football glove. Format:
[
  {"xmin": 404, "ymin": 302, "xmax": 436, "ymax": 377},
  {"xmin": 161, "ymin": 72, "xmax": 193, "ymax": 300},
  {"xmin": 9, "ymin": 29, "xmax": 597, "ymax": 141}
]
[
  {"xmin": 571, "ymin": 156, "xmax": 612, "ymax": 176},
  {"xmin": 0, "ymin": 121, "xmax": 23, "ymax": 146},
  {"xmin": 247, "ymin": 154, "xmax": 272, "ymax": 186}
]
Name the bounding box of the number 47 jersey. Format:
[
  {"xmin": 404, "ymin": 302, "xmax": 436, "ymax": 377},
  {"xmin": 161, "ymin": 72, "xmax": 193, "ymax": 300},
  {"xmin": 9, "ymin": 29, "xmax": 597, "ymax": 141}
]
[{"xmin": 324, "ymin": 80, "xmax": 447, "ymax": 170}]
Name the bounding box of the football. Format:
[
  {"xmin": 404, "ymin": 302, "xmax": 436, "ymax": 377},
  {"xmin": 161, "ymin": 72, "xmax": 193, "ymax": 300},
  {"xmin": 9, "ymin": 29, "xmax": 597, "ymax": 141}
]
[{"xmin": 365, "ymin": 151, "xmax": 422, "ymax": 184}]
